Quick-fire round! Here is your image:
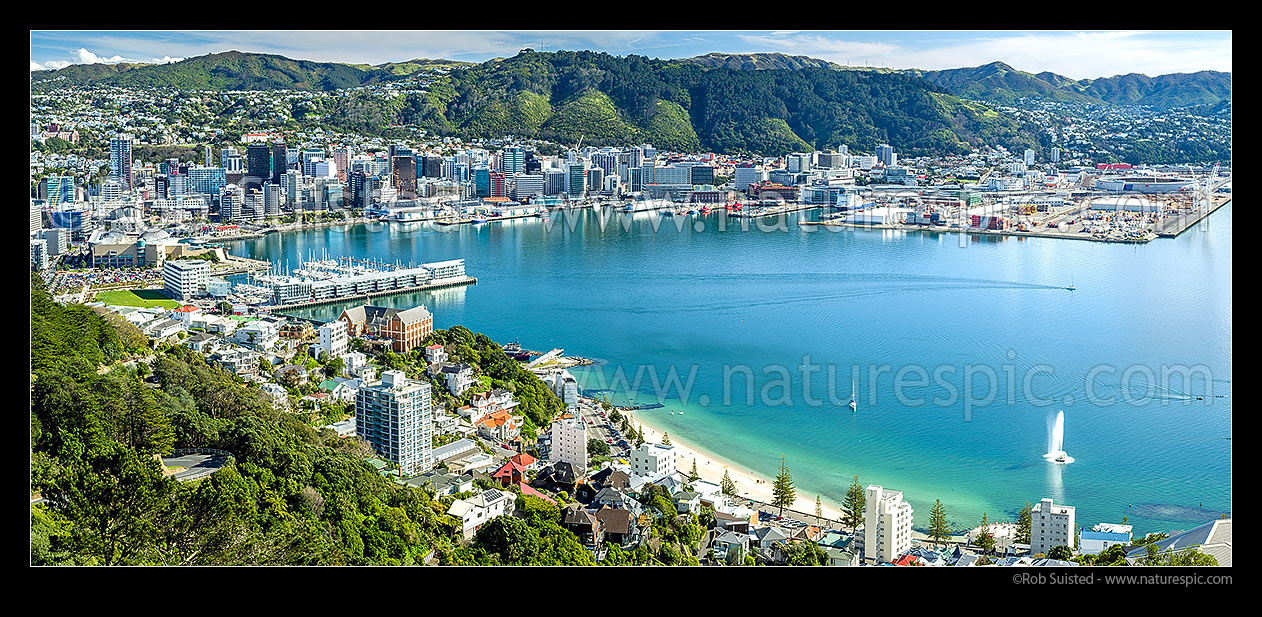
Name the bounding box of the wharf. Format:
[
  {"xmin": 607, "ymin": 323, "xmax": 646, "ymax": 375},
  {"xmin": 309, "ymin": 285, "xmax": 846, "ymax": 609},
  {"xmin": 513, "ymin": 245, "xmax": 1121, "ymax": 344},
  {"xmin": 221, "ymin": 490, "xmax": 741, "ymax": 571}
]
[
  {"xmin": 265, "ymin": 276, "xmax": 478, "ymax": 311},
  {"xmin": 1155, "ymin": 197, "xmax": 1231, "ymax": 237},
  {"xmin": 214, "ymin": 256, "xmax": 272, "ymax": 276}
]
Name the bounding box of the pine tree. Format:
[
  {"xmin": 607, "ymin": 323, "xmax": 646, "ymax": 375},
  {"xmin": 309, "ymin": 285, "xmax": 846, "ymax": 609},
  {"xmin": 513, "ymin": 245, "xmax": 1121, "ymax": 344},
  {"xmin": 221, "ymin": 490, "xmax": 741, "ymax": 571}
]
[
  {"xmin": 975, "ymin": 512, "xmax": 996, "ymax": 555},
  {"xmin": 772, "ymin": 455, "xmax": 796, "ymax": 517},
  {"xmin": 661, "ymin": 432, "xmax": 671, "ymax": 445},
  {"xmin": 842, "ymin": 475, "xmax": 865, "ymax": 532},
  {"xmin": 721, "ymin": 469, "xmax": 737, "ymax": 497},
  {"xmin": 690, "ymin": 458, "xmax": 699, "ymax": 481},
  {"xmin": 1016, "ymin": 501, "xmax": 1033, "ymax": 545},
  {"xmin": 928, "ymin": 499, "xmax": 951, "ymax": 549},
  {"xmin": 815, "ymin": 495, "xmax": 823, "ymax": 523}
]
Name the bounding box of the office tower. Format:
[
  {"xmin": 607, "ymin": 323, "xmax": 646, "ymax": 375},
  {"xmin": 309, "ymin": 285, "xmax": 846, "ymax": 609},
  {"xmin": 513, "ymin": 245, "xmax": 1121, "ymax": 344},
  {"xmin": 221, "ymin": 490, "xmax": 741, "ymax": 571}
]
[
  {"xmin": 423, "ymin": 155, "xmax": 443, "ymax": 178},
  {"xmin": 501, "ymin": 146, "xmax": 525, "ymax": 175},
  {"xmin": 545, "ymin": 169, "xmax": 567, "ymax": 195},
  {"xmin": 1024, "ymin": 149, "xmax": 1036, "ymax": 166},
  {"xmin": 272, "ymin": 143, "xmax": 288, "ymax": 184},
  {"xmin": 356, "ymin": 370, "xmax": 433, "ymax": 475},
  {"xmin": 513, "ymin": 173, "xmax": 545, "ymax": 201},
  {"xmin": 109, "ymin": 133, "xmax": 133, "ymax": 192},
  {"xmin": 392, "ymin": 156, "xmax": 417, "ymax": 198},
  {"xmin": 313, "ymin": 160, "xmax": 338, "ymax": 179},
  {"xmin": 39, "ymin": 176, "xmax": 75, "ymax": 206},
  {"xmin": 473, "ymin": 166, "xmax": 491, "ymax": 197},
  {"xmin": 262, "ymin": 183, "xmax": 281, "ymax": 217},
  {"xmin": 786, "ymin": 152, "xmax": 812, "ymax": 173},
  {"xmin": 489, "ymin": 170, "xmax": 506, "ymax": 197},
  {"xmin": 567, "ymin": 162, "xmax": 587, "ymax": 196},
  {"xmin": 333, "ymin": 147, "xmax": 350, "ymax": 183},
  {"xmin": 1051, "ymin": 147, "xmax": 1061, "ymax": 163},
  {"xmin": 302, "ymin": 149, "xmax": 325, "ymax": 176},
  {"xmin": 864, "ymin": 485, "xmax": 914, "ymax": 564},
  {"xmin": 585, "ymin": 168, "xmax": 603, "ymax": 194},
  {"xmin": 285, "ymin": 170, "xmax": 301, "ymax": 208},
  {"xmin": 877, "ymin": 144, "xmax": 896, "ymax": 167},
  {"xmin": 155, "ymin": 173, "xmax": 170, "ymax": 199},
  {"xmin": 246, "ymin": 144, "xmax": 271, "ymax": 180},
  {"xmin": 101, "ymin": 180, "xmax": 122, "ymax": 201},
  {"xmin": 688, "ymin": 164, "xmax": 715, "ymax": 186},
  {"xmin": 221, "ymin": 148, "xmax": 243, "ymax": 173},
  {"xmin": 204, "ymin": 145, "xmax": 213, "ymax": 167}
]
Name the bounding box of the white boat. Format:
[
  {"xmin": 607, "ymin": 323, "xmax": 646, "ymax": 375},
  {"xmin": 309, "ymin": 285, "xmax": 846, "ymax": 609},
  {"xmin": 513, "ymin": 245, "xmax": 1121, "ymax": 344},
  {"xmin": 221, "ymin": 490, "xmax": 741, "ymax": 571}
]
[{"xmin": 849, "ymin": 383, "xmax": 857, "ymax": 411}]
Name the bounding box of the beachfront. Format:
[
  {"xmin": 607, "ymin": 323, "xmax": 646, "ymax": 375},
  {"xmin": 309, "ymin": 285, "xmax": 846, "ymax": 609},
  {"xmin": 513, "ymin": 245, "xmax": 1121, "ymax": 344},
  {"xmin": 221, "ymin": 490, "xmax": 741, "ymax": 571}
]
[{"xmin": 630, "ymin": 410, "xmax": 849, "ymax": 525}]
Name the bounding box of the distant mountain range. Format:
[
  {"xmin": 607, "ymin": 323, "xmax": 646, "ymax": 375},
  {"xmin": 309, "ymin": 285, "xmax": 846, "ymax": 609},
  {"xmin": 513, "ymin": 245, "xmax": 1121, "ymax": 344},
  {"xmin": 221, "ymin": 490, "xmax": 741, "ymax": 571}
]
[{"xmin": 30, "ymin": 50, "xmax": 1229, "ymax": 157}]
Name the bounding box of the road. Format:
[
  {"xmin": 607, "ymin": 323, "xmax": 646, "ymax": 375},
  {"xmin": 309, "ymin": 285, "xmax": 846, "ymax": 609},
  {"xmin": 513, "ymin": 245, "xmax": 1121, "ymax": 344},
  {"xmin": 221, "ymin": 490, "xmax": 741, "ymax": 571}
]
[{"xmin": 161, "ymin": 453, "xmax": 230, "ymax": 482}]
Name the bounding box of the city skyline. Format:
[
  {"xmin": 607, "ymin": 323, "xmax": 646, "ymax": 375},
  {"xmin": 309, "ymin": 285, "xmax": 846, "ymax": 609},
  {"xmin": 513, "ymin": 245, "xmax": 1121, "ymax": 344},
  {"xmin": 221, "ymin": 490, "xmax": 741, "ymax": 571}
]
[{"xmin": 31, "ymin": 30, "xmax": 1232, "ymax": 81}]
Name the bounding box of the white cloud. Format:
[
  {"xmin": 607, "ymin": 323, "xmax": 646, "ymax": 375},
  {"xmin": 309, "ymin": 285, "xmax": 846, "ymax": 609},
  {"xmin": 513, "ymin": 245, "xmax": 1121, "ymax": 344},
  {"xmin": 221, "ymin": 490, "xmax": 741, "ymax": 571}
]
[{"xmin": 75, "ymin": 47, "xmax": 131, "ymax": 64}]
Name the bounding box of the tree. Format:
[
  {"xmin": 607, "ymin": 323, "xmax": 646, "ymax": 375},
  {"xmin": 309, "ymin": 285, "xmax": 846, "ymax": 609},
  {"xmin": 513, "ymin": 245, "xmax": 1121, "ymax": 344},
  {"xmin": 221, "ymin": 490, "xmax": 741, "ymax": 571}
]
[
  {"xmin": 771, "ymin": 455, "xmax": 795, "ymax": 517},
  {"xmin": 975, "ymin": 513, "xmax": 995, "ymax": 555},
  {"xmin": 815, "ymin": 495, "xmax": 823, "ymax": 523},
  {"xmin": 1016, "ymin": 501, "xmax": 1033, "ymax": 545},
  {"xmin": 720, "ymin": 469, "xmax": 737, "ymax": 497},
  {"xmin": 1047, "ymin": 545, "xmax": 1073, "ymax": 560},
  {"xmin": 842, "ymin": 475, "xmax": 865, "ymax": 532},
  {"xmin": 324, "ymin": 356, "xmax": 344, "ymax": 378},
  {"xmin": 689, "ymin": 458, "xmax": 699, "ymax": 481},
  {"xmin": 661, "ymin": 432, "xmax": 671, "ymax": 446},
  {"xmin": 928, "ymin": 499, "xmax": 951, "ymax": 548}
]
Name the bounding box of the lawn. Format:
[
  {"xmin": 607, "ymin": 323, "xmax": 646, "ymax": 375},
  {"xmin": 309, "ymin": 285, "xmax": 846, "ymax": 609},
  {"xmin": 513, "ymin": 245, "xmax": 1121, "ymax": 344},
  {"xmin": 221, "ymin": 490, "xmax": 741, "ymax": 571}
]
[{"xmin": 95, "ymin": 288, "xmax": 181, "ymax": 309}]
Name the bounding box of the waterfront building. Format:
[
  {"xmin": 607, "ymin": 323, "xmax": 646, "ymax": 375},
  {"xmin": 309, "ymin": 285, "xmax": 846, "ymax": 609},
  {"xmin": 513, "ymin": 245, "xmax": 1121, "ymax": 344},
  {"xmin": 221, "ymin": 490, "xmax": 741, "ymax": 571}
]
[
  {"xmin": 187, "ymin": 166, "xmax": 227, "ymax": 196},
  {"xmin": 163, "ymin": 258, "xmax": 211, "ymax": 301},
  {"xmin": 513, "ymin": 173, "xmax": 545, "ymax": 200},
  {"xmin": 545, "ymin": 169, "xmax": 567, "ymax": 195},
  {"xmin": 393, "ymin": 155, "xmax": 417, "ymax": 199},
  {"xmin": 863, "ymin": 485, "xmax": 914, "ymax": 564},
  {"xmin": 567, "ymin": 162, "xmax": 587, "ymax": 197},
  {"xmin": 630, "ymin": 442, "xmax": 676, "ymax": 478},
  {"xmin": 1030, "ymin": 498, "xmax": 1076, "ymax": 555},
  {"xmin": 550, "ymin": 416, "xmax": 587, "ymax": 471},
  {"xmin": 356, "ymin": 370, "xmax": 433, "ymax": 476}
]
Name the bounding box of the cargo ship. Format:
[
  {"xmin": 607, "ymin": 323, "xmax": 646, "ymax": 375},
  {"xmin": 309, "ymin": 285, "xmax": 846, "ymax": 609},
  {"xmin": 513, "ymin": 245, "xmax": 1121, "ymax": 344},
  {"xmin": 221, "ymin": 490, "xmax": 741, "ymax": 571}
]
[{"xmin": 502, "ymin": 341, "xmax": 532, "ymax": 361}]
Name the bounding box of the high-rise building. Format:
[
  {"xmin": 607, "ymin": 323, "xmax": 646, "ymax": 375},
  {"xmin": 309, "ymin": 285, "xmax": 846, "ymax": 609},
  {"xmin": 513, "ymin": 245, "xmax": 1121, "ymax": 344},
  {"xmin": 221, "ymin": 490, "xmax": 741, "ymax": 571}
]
[
  {"xmin": 39, "ymin": 176, "xmax": 75, "ymax": 205},
  {"xmin": 567, "ymin": 162, "xmax": 587, "ymax": 196},
  {"xmin": 1030, "ymin": 498, "xmax": 1076, "ymax": 556},
  {"xmin": 513, "ymin": 173, "xmax": 545, "ymax": 201},
  {"xmin": 332, "ymin": 148, "xmax": 350, "ymax": 183},
  {"xmin": 500, "ymin": 146, "xmax": 525, "ymax": 175},
  {"xmin": 246, "ymin": 144, "xmax": 272, "ymax": 182},
  {"xmin": 1024, "ymin": 149, "xmax": 1036, "ymax": 166},
  {"xmin": 262, "ymin": 183, "xmax": 281, "ymax": 217},
  {"xmin": 489, "ymin": 170, "xmax": 506, "ymax": 198},
  {"xmin": 109, "ymin": 133, "xmax": 134, "ymax": 192},
  {"xmin": 876, "ymin": 144, "xmax": 896, "ymax": 167},
  {"xmin": 545, "ymin": 169, "xmax": 567, "ymax": 196},
  {"xmin": 272, "ymin": 144, "xmax": 288, "ymax": 184},
  {"xmin": 422, "ymin": 155, "xmax": 443, "ymax": 178},
  {"xmin": 549, "ymin": 416, "xmax": 587, "ymax": 471},
  {"xmin": 204, "ymin": 145, "xmax": 213, "ymax": 167},
  {"xmin": 863, "ymin": 485, "xmax": 914, "ymax": 564},
  {"xmin": 318, "ymin": 321, "xmax": 348, "ymax": 359},
  {"xmin": 356, "ymin": 370, "xmax": 433, "ymax": 476},
  {"xmin": 168, "ymin": 172, "xmax": 187, "ymax": 198},
  {"xmin": 473, "ymin": 166, "xmax": 491, "ymax": 197},
  {"xmin": 1050, "ymin": 147, "xmax": 1062, "ymax": 164},
  {"xmin": 187, "ymin": 166, "xmax": 227, "ymax": 196},
  {"xmin": 392, "ymin": 156, "xmax": 417, "ymax": 199}
]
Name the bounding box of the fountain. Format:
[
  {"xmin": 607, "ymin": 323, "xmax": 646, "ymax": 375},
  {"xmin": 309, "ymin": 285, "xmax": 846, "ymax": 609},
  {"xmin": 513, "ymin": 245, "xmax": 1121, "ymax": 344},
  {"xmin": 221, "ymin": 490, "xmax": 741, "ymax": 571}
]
[{"xmin": 1043, "ymin": 409, "xmax": 1074, "ymax": 464}]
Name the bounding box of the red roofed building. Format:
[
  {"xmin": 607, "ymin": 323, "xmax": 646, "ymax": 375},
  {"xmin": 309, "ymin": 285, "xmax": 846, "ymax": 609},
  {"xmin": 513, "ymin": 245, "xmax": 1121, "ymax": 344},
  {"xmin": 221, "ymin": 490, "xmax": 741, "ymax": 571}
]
[
  {"xmin": 476, "ymin": 410, "xmax": 521, "ymax": 442},
  {"xmin": 492, "ymin": 460, "xmax": 528, "ymax": 487},
  {"xmin": 509, "ymin": 452, "xmax": 538, "ymax": 469},
  {"xmin": 892, "ymin": 554, "xmax": 921, "ymax": 566}
]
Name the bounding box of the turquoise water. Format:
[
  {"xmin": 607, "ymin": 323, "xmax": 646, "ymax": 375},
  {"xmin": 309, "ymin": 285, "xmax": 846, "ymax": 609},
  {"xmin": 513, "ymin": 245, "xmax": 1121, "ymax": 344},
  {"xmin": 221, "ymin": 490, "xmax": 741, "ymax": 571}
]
[{"xmin": 228, "ymin": 204, "xmax": 1232, "ymax": 535}]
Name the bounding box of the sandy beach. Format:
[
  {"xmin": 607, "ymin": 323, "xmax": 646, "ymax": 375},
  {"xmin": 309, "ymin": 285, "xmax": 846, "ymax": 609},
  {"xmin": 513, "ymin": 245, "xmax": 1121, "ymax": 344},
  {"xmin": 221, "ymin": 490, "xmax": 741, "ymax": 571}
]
[{"xmin": 629, "ymin": 410, "xmax": 849, "ymax": 526}]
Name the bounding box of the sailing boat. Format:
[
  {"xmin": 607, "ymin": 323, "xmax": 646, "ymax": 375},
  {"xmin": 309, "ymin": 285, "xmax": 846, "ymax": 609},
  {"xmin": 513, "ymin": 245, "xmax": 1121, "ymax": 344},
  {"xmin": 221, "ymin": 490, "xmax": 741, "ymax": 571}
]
[{"xmin": 849, "ymin": 383, "xmax": 857, "ymax": 412}]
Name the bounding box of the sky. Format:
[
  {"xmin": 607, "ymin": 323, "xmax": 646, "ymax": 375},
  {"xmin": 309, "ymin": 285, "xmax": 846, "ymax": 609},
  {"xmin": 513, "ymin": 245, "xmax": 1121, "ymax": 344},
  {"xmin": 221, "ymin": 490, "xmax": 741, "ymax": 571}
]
[{"xmin": 30, "ymin": 30, "xmax": 1232, "ymax": 80}]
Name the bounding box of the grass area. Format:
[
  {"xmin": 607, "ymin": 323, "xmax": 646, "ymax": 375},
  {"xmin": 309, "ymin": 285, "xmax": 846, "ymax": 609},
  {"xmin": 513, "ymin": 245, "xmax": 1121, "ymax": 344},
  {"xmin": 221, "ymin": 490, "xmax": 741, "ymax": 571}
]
[{"xmin": 94, "ymin": 289, "xmax": 180, "ymax": 309}]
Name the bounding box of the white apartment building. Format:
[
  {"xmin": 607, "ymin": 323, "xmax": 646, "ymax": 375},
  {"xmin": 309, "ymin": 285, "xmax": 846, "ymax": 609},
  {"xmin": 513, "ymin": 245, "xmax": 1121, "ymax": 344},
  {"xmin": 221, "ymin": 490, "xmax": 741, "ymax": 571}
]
[
  {"xmin": 630, "ymin": 442, "xmax": 676, "ymax": 478},
  {"xmin": 864, "ymin": 485, "xmax": 914, "ymax": 564},
  {"xmin": 318, "ymin": 321, "xmax": 349, "ymax": 359},
  {"xmin": 356, "ymin": 370, "xmax": 433, "ymax": 476},
  {"xmin": 549, "ymin": 416, "xmax": 587, "ymax": 471},
  {"xmin": 1030, "ymin": 498, "xmax": 1076, "ymax": 555},
  {"xmin": 163, "ymin": 258, "xmax": 210, "ymax": 300},
  {"xmin": 547, "ymin": 369, "xmax": 579, "ymax": 407}
]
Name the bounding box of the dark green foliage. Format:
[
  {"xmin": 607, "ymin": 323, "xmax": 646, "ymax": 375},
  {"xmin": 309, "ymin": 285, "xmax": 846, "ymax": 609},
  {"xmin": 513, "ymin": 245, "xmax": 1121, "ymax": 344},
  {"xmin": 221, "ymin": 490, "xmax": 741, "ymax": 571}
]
[
  {"xmin": 1047, "ymin": 544, "xmax": 1072, "ymax": 560},
  {"xmin": 30, "ymin": 275, "xmax": 457, "ymax": 565}
]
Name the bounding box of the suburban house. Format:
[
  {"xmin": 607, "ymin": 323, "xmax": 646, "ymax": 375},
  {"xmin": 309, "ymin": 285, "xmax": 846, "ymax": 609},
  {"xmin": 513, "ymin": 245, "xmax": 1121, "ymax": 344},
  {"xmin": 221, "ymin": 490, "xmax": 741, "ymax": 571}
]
[
  {"xmin": 562, "ymin": 507, "xmax": 605, "ymax": 548},
  {"xmin": 447, "ymin": 489, "xmax": 514, "ymax": 539}
]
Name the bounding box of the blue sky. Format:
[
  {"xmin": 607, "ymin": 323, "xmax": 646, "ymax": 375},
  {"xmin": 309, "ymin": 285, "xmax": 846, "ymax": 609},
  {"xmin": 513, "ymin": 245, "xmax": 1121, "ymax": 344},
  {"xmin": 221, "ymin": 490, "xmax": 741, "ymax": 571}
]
[{"xmin": 31, "ymin": 30, "xmax": 1231, "ymax": 80}]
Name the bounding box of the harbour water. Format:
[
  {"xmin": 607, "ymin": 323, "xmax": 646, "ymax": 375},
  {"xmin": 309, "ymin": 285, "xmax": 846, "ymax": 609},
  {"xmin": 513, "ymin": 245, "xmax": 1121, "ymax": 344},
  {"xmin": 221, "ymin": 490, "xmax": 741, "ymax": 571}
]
[{"xmin": 227, "ymin": 204, "xmax": 1231, "ymax": 535}]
